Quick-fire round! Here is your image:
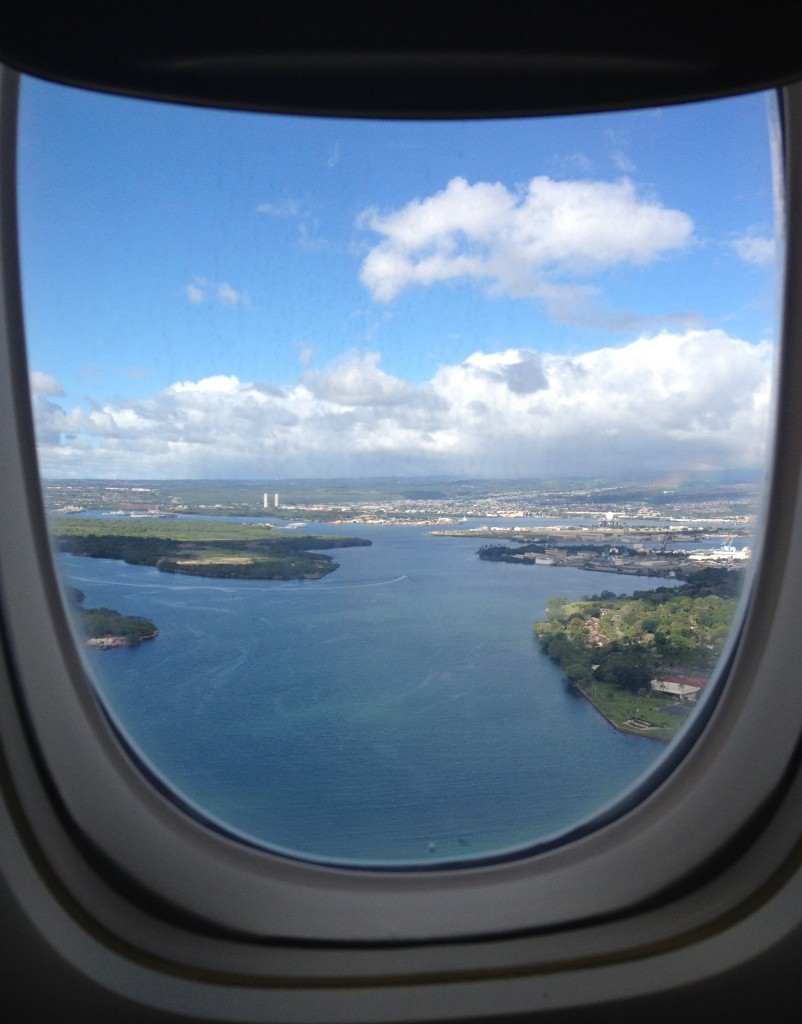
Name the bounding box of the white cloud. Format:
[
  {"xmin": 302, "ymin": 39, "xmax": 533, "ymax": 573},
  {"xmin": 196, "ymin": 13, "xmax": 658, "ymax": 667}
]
[
  {"xmin": 297, "ymin": 347, "xmax": 315, "ymax": 367},
  {"xmin": 300, "ymin": 351, "xmax": 430, "ymax": 408},
  {"xmin": 184, "ymin": 277, "xmax": 250, "ymax": 306},
  {"xmin": 297, "ymin": 222, "xmax": 328, "ymax": 253},
  {"xmin": 256, "ymin": 199, "xmax": 301, "ymax": 218},
  {"xmin": 557, "ymin": 154, "xmax": 594, "ymax": 176},
  {"xmin": 611, "ymin": 150, "xmax": 637, "ymax": 174},
  {"xmin": 29, "ymin": 371, "xmax": 64, "ymax": 396},
  {"xmin": 168, "ymin": 375, "xmax": 242, "ymax": 395},
  {"xmin": 216, "ymin": 282, "xmax": 250, "ymax": 306},
  {"xmin": 257, "ymin": 199, "xmax": 327, "ymax": 252},
  {"xmin": 357, "ymin": 176, "xmax": 694, "ymax": 317},
  {"xmin": 731, "ymin": 233, "xmax": 775, "ymax": 266},
  {"xmin": 33, "ymin": 330, "xmax": 772, "ymax": 480}
]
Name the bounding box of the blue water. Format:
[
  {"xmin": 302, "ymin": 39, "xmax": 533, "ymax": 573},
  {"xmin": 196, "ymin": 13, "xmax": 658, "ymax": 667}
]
[{"xmin": 59, "ymin": 523, "xmax": 679, "ymax": 866}]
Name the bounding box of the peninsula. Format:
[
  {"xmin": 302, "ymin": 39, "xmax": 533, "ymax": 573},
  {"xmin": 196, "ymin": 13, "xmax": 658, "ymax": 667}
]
[
  {"xmin": 436, "ymin": 522, "xmax": 751, "ymax": 580},
  {"xmin": 50, "ymin": 518, "xmax": 372, "ymax": 580},
  {"xmin": 532, "ymin": 567, "xmax": 740, "ymax": 739}
]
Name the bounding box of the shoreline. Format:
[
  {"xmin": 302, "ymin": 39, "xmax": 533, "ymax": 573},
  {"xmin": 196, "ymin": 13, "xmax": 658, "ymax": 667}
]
[
  {"xmin": 573, "ymin": 682, "xmax": 672, "ymax": 741},
  {"xmin": 86, "ymin": 630, "xmax": 158, "ymax": 649},
  {"xmin": 51, "ymin": 520, "xmax": 371, "ymax": 583}
]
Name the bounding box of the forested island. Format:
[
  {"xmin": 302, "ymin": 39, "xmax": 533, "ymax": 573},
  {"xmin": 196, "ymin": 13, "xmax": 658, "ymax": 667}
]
[
  {"xmin": 532, "ymin": 568, "xmax": 741, "ymax": 739},
  {"xmin": 50, "ymin": 518, "xmax": 372, "ymax": 580},
  {"xmin": 67, "ymin": 587, "xmax": 157, "ymax": 648}
]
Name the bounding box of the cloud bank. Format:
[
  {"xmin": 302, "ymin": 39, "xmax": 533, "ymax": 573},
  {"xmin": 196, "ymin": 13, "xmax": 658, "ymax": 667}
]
[{"xmin": 31, "ymin": 329, "xmax": 772, "ymax": 480}]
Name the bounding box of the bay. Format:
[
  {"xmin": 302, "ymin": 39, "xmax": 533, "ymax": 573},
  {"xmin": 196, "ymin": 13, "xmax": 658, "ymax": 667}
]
[{"xmin": 59, "ymin": 522, "xmax": 680, "ymax": 866}]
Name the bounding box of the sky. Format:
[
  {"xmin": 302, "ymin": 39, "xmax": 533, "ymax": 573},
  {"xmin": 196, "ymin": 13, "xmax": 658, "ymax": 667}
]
[{"xmin": 18, "ymin": 77, "xmax": 780, "ymax": 480}]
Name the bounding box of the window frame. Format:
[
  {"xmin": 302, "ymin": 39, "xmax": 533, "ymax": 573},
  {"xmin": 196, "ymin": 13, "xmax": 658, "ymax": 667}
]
[{"xmin": 4, "ymin": 61, "xmax": 802, "ymax": 1021}]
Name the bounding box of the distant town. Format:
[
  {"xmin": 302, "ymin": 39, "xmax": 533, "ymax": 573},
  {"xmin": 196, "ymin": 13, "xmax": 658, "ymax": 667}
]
[{"xmin": 42, "ymin": 476, "xmax": 759, "ymax": 531}]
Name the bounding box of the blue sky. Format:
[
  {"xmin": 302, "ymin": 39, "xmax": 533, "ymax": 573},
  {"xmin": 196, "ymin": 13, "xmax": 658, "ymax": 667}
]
[{"xmin": 18, "ymin": 76, "xmax": 779, "ymax": 479}]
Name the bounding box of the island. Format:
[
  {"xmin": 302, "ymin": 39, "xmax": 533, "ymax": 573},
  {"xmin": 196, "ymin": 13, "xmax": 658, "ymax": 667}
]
[
  {"xmin": 67, "ymin": 587, "xmax": 158, "ymax": 648},
  {"xmin": 50, "ymin": 517, "xmax": 372, "ymax": 581},
  {"xmin": 532, "ymin": 567, "xmax": 740, "ymax": 739}
]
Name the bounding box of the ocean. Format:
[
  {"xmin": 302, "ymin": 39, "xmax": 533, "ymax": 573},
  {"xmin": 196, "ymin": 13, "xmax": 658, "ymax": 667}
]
[{"xmin": 59, "ymin": 521, "xmax": 679, "ymax": 866}]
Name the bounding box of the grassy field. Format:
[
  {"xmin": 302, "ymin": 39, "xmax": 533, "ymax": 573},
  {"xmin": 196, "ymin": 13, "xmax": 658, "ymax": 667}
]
[
  {"xmin": 575, "ymin": 679, "xmax": 689, "ymax": 739},
  {"xmin": 52, "ymin": 517, "xmax": 294, "ymax": 542}
]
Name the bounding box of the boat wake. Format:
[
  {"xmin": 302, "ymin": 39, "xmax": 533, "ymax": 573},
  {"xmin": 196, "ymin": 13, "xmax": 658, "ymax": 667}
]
[{"xmin": 322, "ymin": 574, "xmax": 409, "ymax": 589}]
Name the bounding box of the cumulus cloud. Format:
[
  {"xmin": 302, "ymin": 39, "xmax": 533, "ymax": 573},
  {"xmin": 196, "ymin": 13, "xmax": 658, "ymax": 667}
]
[
  {"xmin": 32, "ymin": 330, "xmax": 772, "ymax": 480},
  {"xmin": 357, "ymin": 176, "xmax": 694, "ymax": 318},
  {"xmin": 30, "ymin": 371, "xmax": 64, "ymax": 396},
  {"xmin": 731, "ymin": 233, "xmax": 775, "ymax": 266},
  {"xmin": 300, "ymin": 351, "xmax": 431, "ymax": 408},
  {"xmin": 471, "ymin": 351, "xmax": 548, "ymax": 395}
]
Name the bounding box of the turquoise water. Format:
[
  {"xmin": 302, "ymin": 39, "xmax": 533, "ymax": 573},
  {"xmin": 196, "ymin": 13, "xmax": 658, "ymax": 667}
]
[{"xmin": 61, "ymin": 523, "xmax": 677, "ymax": 865}]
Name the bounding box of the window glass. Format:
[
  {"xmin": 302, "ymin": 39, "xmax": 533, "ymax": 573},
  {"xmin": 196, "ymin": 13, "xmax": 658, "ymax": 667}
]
[{"xmin": 17, "ymin": 78, "xmax": 779, "ymax": 866}]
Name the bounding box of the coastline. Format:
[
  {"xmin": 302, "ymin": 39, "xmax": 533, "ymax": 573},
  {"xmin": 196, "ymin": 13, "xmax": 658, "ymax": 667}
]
[
  {"xmin": 51, "ymin": 519, "xmax": 371, "ymax": 582},
  {"xmin": 573, "ymin": 682, "xmax": 673, "ymax": 741},
  {"xmin": 86, "ymin": 630, "xmax": 158, "ymax": 649}
]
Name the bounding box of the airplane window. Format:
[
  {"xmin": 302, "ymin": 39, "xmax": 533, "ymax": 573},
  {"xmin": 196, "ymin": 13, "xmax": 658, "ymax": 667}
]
[{"xmin": 15, "ymin": 75, "xmax": 780, "ymax": 867}]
